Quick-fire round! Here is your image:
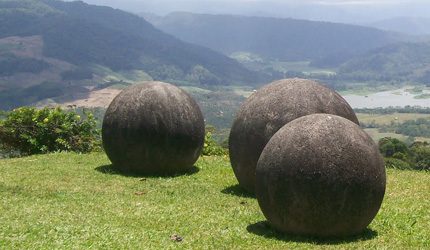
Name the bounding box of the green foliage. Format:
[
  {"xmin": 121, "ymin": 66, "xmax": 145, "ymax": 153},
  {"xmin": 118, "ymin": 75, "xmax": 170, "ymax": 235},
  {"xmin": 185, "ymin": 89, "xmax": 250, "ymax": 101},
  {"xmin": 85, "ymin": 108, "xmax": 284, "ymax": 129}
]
[
  {"xmin": 188, "ymin": 88, "xmax": 245, "ymax": 130},
  {"xmin": 201, "ymin": 126, "xmax": 227, "ymax": 156},
  {"xmin": 379, "ymin": 137, "xmax": 430, "ymax": 171},
  {"xmin": 0, "ymin": 0, "xmax": 261, "ymax": 87},
  {"xmin": 378, "ymin": 118, "xmax": 430, "ymax": 138},
  {"xmin": 379, "ymin": 137, "xmax": 409, "ymax": 158},
  {"xmin": 0, "ymin": 107, "xmax": 100, "ymax": 156},
  {"xmin": 410, "ymin": 142, "xmax": 430, "ymax": 171},
  {"xmin": 384, "ymin": 157, "xmax": 412, "ymax": 170},
  {"xmin": 392, "ymin": 152, "xmax": 408, "ymax": 161},
  {"xmin": 394, "ymin": 118, "xmax": 430, "ymax": 138},
  {"xmin": 337, "ymin": 42, "xmax": 430, "ymax": 84},
  {"xmin": 185, "ymin": 65, "xmax": 221, "ymax": 85}
]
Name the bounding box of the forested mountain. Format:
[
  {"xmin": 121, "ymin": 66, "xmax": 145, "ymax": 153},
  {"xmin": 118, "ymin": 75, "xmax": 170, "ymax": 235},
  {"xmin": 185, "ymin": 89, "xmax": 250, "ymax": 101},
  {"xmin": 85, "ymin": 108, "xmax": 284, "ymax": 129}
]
[
  {"xmin": 0, "ymin": 0, "xmax": 265, "ymax": 109},
  {"xmin": 148, "ymin": 12, "xmax": 401, "ymax": 63},
  {"xmin": 337, "ymin": 42, "xmax": 430, "ymax": 84},
  {"xmin": 369, "ymin": 17, "xmax": 430, "ymax": 36}
]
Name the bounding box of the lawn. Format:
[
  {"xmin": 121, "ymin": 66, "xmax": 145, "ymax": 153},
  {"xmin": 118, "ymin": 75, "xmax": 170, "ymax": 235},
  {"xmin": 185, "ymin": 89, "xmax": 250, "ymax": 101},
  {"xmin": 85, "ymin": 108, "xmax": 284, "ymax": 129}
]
[{"xmin": 0, "ymin": 153, "xmax": 429, "ymax": 249}]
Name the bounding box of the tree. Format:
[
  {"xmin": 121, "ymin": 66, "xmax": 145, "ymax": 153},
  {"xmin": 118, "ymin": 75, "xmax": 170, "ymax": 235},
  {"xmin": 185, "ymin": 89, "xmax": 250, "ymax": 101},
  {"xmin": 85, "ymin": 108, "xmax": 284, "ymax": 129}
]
[
  {"xmin": 410, "ymin": 143, "xmax": 430, "ymax": 170},
  {"xmin": 378, "ymin": 137, "xmax": 408, "ymax": 157}
]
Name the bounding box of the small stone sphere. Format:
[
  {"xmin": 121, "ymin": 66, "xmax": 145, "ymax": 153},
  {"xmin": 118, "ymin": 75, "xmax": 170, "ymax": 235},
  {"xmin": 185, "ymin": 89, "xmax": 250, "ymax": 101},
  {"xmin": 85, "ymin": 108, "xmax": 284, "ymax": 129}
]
[
  {"xmin": 229, "ymin": 78, "xmax": 359, "ymax": 193},
  {"xmin": 102, "ymin": 81, "xmax": 205, "ymax": 175},
  {"xmin": 256, "ymin": 114, "xmax": 386, "ymax": 237}
]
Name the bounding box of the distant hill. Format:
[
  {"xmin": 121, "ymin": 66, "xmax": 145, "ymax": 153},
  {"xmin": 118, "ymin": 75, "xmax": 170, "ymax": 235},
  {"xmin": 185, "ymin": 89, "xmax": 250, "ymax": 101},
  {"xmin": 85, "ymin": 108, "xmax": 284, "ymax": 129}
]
[
  {"xmin": 147, "ymin": 12, "xmax": 401, "ymax": 63},
  {"xmin": 0, "ymin": 0, "xmax": 264, "ymax": 109},
  {"xmin": 369, "ymin": 17, "xmax": 430, "ymax": 36},
  {"xmin": 337, "ymin": 42, "xmax": 430, "ymax": 84}
]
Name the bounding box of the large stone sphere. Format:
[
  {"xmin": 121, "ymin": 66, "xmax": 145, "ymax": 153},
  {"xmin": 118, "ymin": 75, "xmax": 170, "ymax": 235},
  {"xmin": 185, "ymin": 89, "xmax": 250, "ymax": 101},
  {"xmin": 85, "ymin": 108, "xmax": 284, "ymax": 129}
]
[
  {"xmin": 256, "ymin": 114, "xmax": 386, "ymax": 237},
  {"xmin": 229, "ymin": 78, "xmax": 359, "ymax": 193},
  {"xmin": 102, "ymin": 81, "xmax": 205, "ymax": 175}
]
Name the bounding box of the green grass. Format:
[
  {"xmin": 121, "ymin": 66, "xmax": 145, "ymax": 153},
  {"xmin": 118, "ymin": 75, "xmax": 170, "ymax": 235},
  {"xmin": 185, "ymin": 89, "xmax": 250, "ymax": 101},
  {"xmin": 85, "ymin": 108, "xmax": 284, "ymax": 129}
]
[
  {"xmin": 357, "ymin": 113, "xmax": 430, "ymax": 125},
  {"xmin": 1, "ymin": 153, "xmax": 429, "ymax": 249}
]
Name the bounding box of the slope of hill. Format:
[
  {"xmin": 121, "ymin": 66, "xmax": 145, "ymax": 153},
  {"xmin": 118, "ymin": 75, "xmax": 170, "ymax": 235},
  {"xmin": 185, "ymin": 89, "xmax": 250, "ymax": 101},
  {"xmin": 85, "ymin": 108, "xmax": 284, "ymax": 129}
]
[
  {"xmin": 0, "ymin": 0, "xmax": 265, "ymax": 109},
  {"xmin": 337, "ymin": 42, "xmax": 430, "ymax": 84},
  {"xmin": 369, "ymin": 17, "xmax": 430, "ymax": 36},
  {"xmin": 148, "ymin": 12, "xmax": 401, "ymax": 63}
]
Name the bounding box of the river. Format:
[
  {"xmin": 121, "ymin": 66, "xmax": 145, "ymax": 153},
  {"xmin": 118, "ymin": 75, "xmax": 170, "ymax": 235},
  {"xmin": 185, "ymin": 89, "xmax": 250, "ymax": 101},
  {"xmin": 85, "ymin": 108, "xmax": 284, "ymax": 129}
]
[{"xmin": 342, "ymin": 88, "xmax": 430, "ymax": 108}]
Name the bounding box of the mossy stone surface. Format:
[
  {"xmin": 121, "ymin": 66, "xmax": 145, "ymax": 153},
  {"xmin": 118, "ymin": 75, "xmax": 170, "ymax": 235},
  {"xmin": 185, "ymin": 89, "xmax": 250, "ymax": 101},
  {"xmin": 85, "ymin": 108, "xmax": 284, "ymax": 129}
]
[
  {"xmin": 102, "ymin": 81, "xmax": 205, "ymax": 175},
  {"xmin": 256, "ymin": 114, "xmax": 386, "ymax": 237},
  {"xmin": 229, "ymin": 78, "xmax": 359, "ymax": 193}
]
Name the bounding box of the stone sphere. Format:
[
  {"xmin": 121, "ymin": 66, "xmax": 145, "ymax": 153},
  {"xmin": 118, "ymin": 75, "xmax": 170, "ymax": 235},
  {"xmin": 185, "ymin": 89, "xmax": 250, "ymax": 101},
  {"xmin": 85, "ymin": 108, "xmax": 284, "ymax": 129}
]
[
  {"xmin": 256, "ymin": 114, "xmax": 386, "ymax": 237},
  {"xmin": 102, "ymin": 81, "xmax": 205, "ymax": 175},
  {"xmin": 229, "ymin": 78, "xmax": 359, "ymax": 193}
]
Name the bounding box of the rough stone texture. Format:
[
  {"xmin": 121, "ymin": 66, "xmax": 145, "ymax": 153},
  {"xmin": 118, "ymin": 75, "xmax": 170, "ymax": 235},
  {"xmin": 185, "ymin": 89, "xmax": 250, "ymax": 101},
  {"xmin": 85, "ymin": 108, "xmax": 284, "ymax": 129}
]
[
  {"xmin": 256, "ymin": 114, "xmax": 386, "ymax": 237},
  {"xmin": 229, "ymin": 78, "xmax": 359, "ymax": 193},
  {"xmin": 102, "ymin": 81, "xmax": 205, "ymax": 175}
]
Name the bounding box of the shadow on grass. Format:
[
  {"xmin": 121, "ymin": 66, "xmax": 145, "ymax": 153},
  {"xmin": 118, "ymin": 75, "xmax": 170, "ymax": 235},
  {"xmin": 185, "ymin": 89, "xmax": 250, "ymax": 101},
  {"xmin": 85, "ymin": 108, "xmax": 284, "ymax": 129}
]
[
  {"xmin": 221, "ymin": 184, "xmax": 255, "ymax": 198},
  {"xmin": 95, "ymin": 164, "xmax": 200, "ymax": 178},
  {"xmin": 247, "ymin": 221, "xmax": 378, "ymax": 245}
]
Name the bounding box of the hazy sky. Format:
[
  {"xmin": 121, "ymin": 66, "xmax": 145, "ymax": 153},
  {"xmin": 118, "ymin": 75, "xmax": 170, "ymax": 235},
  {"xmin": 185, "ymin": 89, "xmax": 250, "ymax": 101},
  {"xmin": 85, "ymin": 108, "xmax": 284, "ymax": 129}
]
[{"xmin": 79, "ymin": 0, "xmax": 430, "ymax": 23}]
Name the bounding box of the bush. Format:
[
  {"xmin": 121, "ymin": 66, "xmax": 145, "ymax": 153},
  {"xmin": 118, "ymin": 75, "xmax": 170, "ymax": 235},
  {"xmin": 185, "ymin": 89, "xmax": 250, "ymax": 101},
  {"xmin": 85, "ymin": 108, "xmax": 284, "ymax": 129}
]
[
  {"xmin": 392, "ymin": 152, "xmax": 408, "ymax": 161},
  {"xmin": 410, "ymin": 143, "xmax": 430, "ymax": 171},
  {"xmin": 201, "ymin": 130, "xmax": 227, "ymax": 156},
  {"xmin": 379, "ymin": 137, "xmax": 409, "ymax": 157},
  {"xmin": 0, "ymin": 107, "xmax": 100, "ymax": 156},
  {"xmin": 384, "ymin": 158, "xmax": 412, "ymax": 170},
  {"xmin": 378, "ymin": 138, "xmax": 430, "ymax": 171}
]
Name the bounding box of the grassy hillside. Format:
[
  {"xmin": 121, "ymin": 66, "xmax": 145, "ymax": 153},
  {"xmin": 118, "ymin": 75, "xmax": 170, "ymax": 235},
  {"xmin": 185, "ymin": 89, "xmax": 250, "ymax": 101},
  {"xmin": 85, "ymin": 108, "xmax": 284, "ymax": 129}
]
[
  {"xmin": 0, "ymin": 153, "xmax": 429, "ymax": 248},
  {"xmin": 149, "ymin": 12, "xmax": 400, "ymax": 63}
]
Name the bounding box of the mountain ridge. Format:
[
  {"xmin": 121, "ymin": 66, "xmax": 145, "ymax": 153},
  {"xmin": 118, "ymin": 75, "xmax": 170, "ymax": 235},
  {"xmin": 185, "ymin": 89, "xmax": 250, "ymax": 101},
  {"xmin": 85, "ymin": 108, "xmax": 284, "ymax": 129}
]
[
  {"xmin": 368, "ymin": 17, "xmax": 430, "ymax": 36},
  {"xmin": 147, "ymin": 11, "xmax": 402, "ymax": 63}
]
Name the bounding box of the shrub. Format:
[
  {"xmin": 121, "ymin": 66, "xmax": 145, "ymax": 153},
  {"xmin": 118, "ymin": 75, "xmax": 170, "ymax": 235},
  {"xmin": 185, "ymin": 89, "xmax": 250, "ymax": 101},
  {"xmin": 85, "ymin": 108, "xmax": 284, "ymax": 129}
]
[
  {"xmin": 379, "ymin": 137, "xmax": 408, "ymax": 157},
  {"xmin": 0, "ymin": 107, "xmax": 100, "ymax": 156},
  {"xmin": 384, "ymin": 157, "xmax": 412, "ymax": 170},
  {"xmin": 410, "ymin": 144, "xmax": 430, "ymax": 171},
  {"xmin": 379, "ymin": 138, "xmax": 430, "ymax": 171},
  {"xmin": 202, "ymin": 130, "xmax": 227, "ymax": 156},
  {"xmin": 392, "ymin": 152, "xmax": 408, "ymax": 161}
]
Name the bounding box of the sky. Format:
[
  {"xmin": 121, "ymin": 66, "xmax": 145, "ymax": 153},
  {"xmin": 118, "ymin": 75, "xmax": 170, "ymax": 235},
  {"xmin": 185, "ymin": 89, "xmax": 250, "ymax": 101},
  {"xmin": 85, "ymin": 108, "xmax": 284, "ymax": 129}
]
[{"xmin": 78, "ymin": 0, "xmax": 430, "ymax": 23}]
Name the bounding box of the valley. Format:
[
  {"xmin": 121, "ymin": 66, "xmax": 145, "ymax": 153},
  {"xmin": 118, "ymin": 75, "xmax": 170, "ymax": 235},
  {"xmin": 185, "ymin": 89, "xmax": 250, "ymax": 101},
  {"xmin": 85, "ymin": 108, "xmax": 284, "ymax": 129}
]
[{"xmin": 1, "ymin": 0, "xmax": 430, "ymax": 145}]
